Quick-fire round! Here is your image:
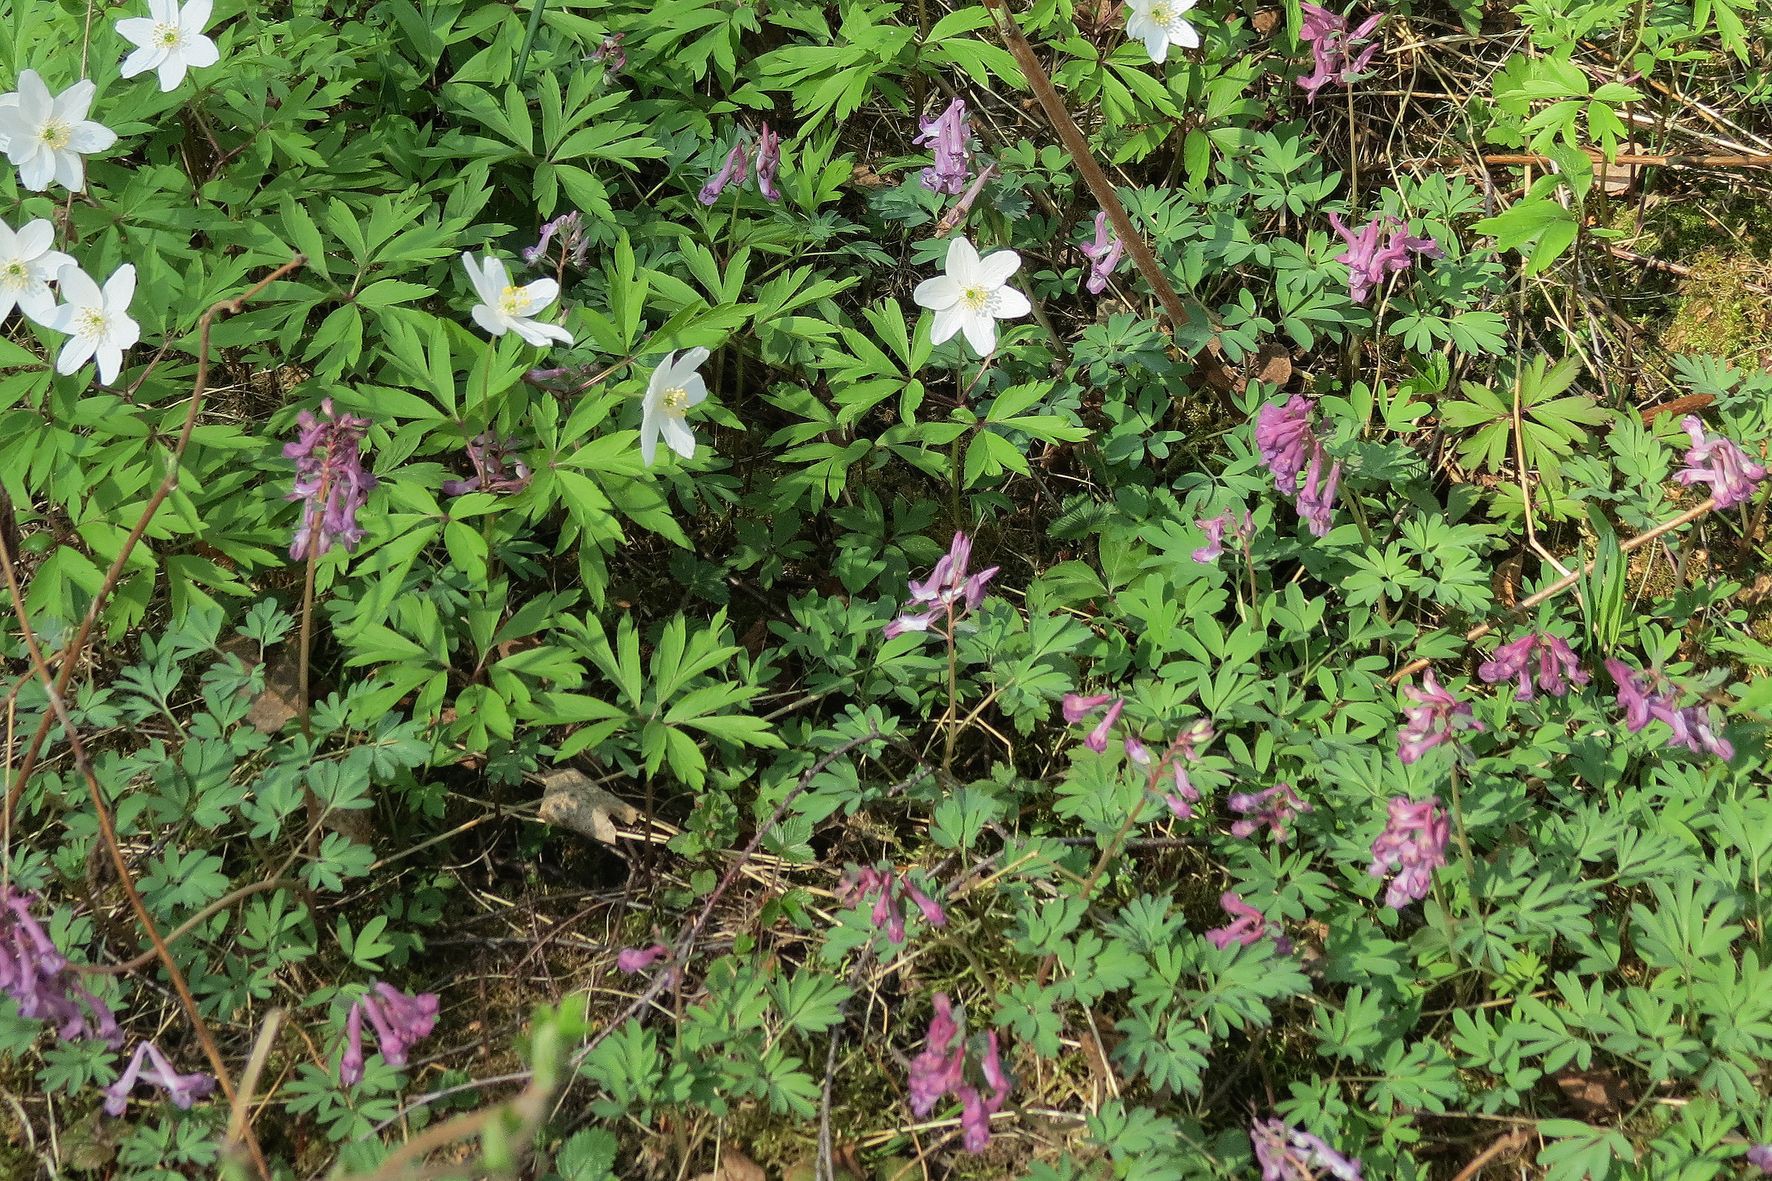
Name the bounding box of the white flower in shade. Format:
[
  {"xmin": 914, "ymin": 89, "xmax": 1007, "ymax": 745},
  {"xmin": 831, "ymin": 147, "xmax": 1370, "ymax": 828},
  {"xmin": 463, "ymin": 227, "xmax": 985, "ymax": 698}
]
[
  {"xmin": 912, "ymin": 236, "xmax": 1030, "ymax": 356},
  {"xmin": 639, "ymin": 348, "xmax": 709, "ymax": 467},
  {"xmin": 0, "ymin": 218, "xmax": 74, "ymax": 326},
  {"xmin": 0, "ymin": 71, "xmax": 118, "ymax": 193},
  {"xmin": 1125, "ymin": 0, "xmax": 1200, "ymax": 63},
  {"xmin": 117, "ymin": 0, "xmax": 221, "ymax": 92},
  {"xmin": 460, "ymin": 251, "xmax": 574, "ymax": 348},
  {"xmin": 47, "ymin": 263, "xmax": 140, "ymax": 385}
]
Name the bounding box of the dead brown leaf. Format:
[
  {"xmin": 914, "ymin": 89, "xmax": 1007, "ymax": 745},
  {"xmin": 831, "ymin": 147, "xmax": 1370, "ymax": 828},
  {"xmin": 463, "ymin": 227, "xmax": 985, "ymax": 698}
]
[
  {"xmin": 537, "ymin": 767, "xmax": 637, "ymax": 845},
  {"xmin": 691, "ymin": 1149, "xmax": 768, "ymax": 1181},
  {"xmin": 1554, "ymin": 1066, "xmax": 1637, "ymax": 1118}
]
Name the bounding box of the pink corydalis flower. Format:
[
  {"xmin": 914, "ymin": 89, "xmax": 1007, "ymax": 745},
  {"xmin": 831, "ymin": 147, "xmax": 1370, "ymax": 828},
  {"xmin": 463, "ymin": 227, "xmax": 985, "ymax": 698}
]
[
  {"xmin": 1227, "ymin": 782, "xmax": 1310, "ymax": 843},
  {"xmin": 1295, "ymin": 447, "xmax": 1342, "ymax": 538},
  {"xmin": 102, "ymin": 1041, "xmax": 215, "ymax": 1116},
  {"xmin": 885, "ymin": 531, "xmax": 998, "ymax": 638},
  {"xmin": 590, "ymin": 31, "xmax": 625, "ymax": 74},
  {"xmin": 1251, "ymin": 1116, "xmax": 1366, "ymax": 1180},
  {"xmin": 1296, "ymin": 3, "xmax": 1384, "ymax": 103},
  {"xmin": 1206, "ymin": 892, "xmax": 1292, "ymax": 954},
  {"xmin": 1329, "ymin": 212, "xmax": 1439, "ymax": 304},
  {"xmin": 1397, "ymin": 670, "xmax": 1483, "ymax": 764},
  {"xmin": 1368, "ymin": 795, "xmax": 1449, "ymax": 908},
  {"xmin": 285, "ymin": 398, "xmax": 375, "ymax": 561},
  {"xmin": 906, "ymin": 995, "xmax": 1010, "ymax": 1153},
  {"xmin": 522, "ymin": 210, "xmax": 589, "ymax": 269},
  {"xmin": 1063, "ymin": 693, "xmax": 1124, "ymax": 753},
  {"xmin": 840, "ymin": 866, "xmax": 947, "ymax": 944},
  {"xmin": 1080, "ymin": 211, "xmax": 1124, "ymax": 295},
  {"xmin": 1748, "ymin": 1145, "xmax": 1772, "ymax": 1174},
  {"xmin": 915, "ymin": 98, "xmax": 972, "ymax": 196},
  {"xmin": 339, "ymin": 982, "xmax": 439, "ymax": 1085},
  {"xmin": 698, "ymin": 139, "xmax": 749, "ymax": 205},
  {"xmin": 0, "ymin": 889, "xmax": 120, "ymax": 1046},
  {"xmin": 1255, "ymin": 395, "xmax": 1316, "ymax": 490},
  {"xmin": 617, "ymin": 943, "xmax": 670, "ymax": 974},
  {"xmin": 755, "ymin": 122, "xmax": 782, "ymax": 201},
  {"xmin": 1603, "ymin": 659, "xmax": 1733, "ymax": 760},
  {"xmin": 1478, "ymin": 633, "xmax": 1588, "ymax": 701},
  {"xmin": 1675, "ymin": 415, "xmax": 1765, "ymax": 509},
  {"xmin": 442, "ymin": 431, "xmax": 532, "ymax": 496}
]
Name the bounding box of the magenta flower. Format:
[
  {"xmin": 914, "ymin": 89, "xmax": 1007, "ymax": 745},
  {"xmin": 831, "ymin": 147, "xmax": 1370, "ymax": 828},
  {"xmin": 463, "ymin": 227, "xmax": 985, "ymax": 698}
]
[
  {"xmin": 1228, "ymin": 782, "xmax": 1310, "ymax": 843},
  {"xmin": 590, "ymin": 31, "xmax": 625, "ymax": 73},
  {"xmin": 1329, "ymin": 212, "xmax": 1439, "ymax": 304},
  {"xmin": 442, "ymin": 431, "xmax": 532, "ymax": 496},
  {"xmin": 698, "ymin": 139, "xmax": 749, "ymax": 205},
  {"xmin": 1063, "ymin": 693, "xmax": 1124, "ymax": 753},
  {"xmin": 884, "ymin": 531, "xmax": 998, "ymax": 638},
  {"xmin": 755, "ymin": 122, "xmax": 782, "ymax": 202},
  {"xmin": 102, "ymin": 1041, "xmax": 215, "ymax": 1116},
  {"xmin": 339, "ymin": 982, "xmax": 439, "ymax": 1085},
  {"xmin": 1397, "ymin": 670, "xmax": 1483, "ymax": 764},
  {"xmin": 1603, "ymin": 659, "xmax": 1733, "ymax": 760},
  {"xmin": 906, "ymin": 994, "xmax": 1010, "ymax": 1153},
  {"xmin": 1674, "ymin": 415, "xmax": 1765, "ymax": 509},
  {"xmin": 1478, "ymin": 633, "xmax": 1588, "ymax": 701},
  {"xmin": 616, "ymin": 943, "xmax": 670, "ymax": 974},
  {"xmin": 840, "ymin": 866, "xmax": 947, "ymax": 944},
  {"xmin": 1296, "ymin": 3, "xmax": 1383, "ymax": 102},
  {"xmin": 1295, "ymin": 447, "xmax": 1342, "ymax": 538},
  {"xmin": 0, "ymin": 889, "xmax": 120, "ymax": 1046},
  {"xmin": 1206, "ymin": 892, "xmax": 1292, "ymax": 954},
  {"xmin": 1192, "ymin": 510, "xmax": 1253, "ymax": 562},
  {"xmin": 522, "ymin": 210, "xmax": 589, "ymax": 269},
  {"xmin": 1251, "ymin": 1116, "xmax": 1365, "ymax": 1180},
  {"xmin": 1256, "ymin": 395, "xmax": 1316, "ymax": 490},
  {"xmin": 1748, "ymin": 1145, "xmax": 1772, "ymax": 1174},
  {"xmin": 914, "ymin": 99, "xmax": 972, "ymax": 195},
  {"xmin": 1368, "ymin": 796, "xmax": 1449, "ymax": 908},
  {"xmin": 285, "ymin": 398, "xmax": 376, "ymax": 561},
  {"xmin": 1080, "ymin": 210, "xmax": 1124, "ymax": 295},
  {"xmin": 1124, "ymin": 736, "xmax": 1152, "ymax": 765}
]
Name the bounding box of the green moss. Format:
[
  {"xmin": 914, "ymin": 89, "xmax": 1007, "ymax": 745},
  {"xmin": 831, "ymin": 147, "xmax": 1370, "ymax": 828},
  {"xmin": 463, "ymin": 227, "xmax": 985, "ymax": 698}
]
[{"xmin": 1660, "ymin": 248, "xmax": 1772, "ymax": 362}]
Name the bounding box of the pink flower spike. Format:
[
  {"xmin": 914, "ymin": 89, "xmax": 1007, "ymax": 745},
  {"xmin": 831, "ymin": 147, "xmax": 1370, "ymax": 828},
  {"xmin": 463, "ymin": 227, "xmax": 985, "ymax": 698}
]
[
  {"xmin": 1084, "ymin": 697, "xmax": 1125, "ymax": 753},
  {"xmin": 1227, "ymin": 782, "xmax": 1310, "ymax": 843},
  {"xmin": 698, "ymin": 139, "xmax": 749, "ymax": 205},
  {"xmin": 1193, "ymin": 514, "xmax": 1229, "ymax": 562},
  {"xmin": 1062, "ymin": 693, "xmax": 1115, "ymax": 724},
  {"xmin": 1675, "ymin": 415, "xmax": 1766, "ymax": 509},
  {"xmin": 1080, "ymin": 210, "xmax": 1124, "ymax": 295},
  {"xmin": 1397, "ymin": 669, "xmax": 1483, "ymax": 764},
  {"xmin": 1368, "ymin": 795, "xmax": 1449, "ymax": 908},
  {"xmin": 617, "ymin": 943, "xmax": 670, "ymax": 974},
  {"xmin": 754, "ymin": 122, "xmax": 782, "ymax": 201}
]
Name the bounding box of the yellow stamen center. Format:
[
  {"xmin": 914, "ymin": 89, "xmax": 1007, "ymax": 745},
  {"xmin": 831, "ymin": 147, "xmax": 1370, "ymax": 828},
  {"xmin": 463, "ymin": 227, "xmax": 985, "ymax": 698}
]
[
  {"xmin": 661, "ymin": 387, "xmax": 689, "ymax": 412},
  {"xmin": 498, "ymin": 284, "xmax": 530, "ymax": 316},
  {"xmin": 960, "ymin": 285, "xmax": 990, "ymax": 312},
  {"xmin": 39, "ymin": 120, "xmax": 70, "ymax": 150},
  {"xmin": 1, "ymin": 261, "xmax": 27, "ymax": 287},
  {"xmin": 1151, "ymin": 3, "xmax": 1173, "ymax": 20},
  {"xmin": 154, "ymin": 22, "xmax": 182, "ymax": 47},
  {"xmin": 78, "ymin": 308, "xmax": 109, "ymax": 339}
]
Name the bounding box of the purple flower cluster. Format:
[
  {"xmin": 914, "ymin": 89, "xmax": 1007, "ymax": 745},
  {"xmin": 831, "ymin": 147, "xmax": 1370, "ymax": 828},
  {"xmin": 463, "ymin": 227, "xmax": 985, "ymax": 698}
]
[
  {"xmin": 1748, "ymin": 1145, "xmax": 1772, "ymax": 1175},
  {"xmin": 1063, "ymin": 692, "xmax": 1124, "ymax": 753},
  {"xmin": 907, "ymin": 994, "xmax": 1011, "ymax": 1153},
  {"xmin": 1254, "ymin": 395, "xmax": 1342, "ymax": 537},
  {"xmin": 840, "ymin": 866, "xmax": 947, "ymax": 944},
  {"xmin": 1080, "ymin": 211, "xmax": 1124, "ymax": 295},
  {"xmin": 1296, "ymin": 2, "xmax": 1383, "ymax": 102},
  {"xmin": 1368, "ymin": 796, "xmax": 1449, "ymax": 908},
  {"xmin": 1251, "ymin": 1116, "xmax": 1365, "ymax": 1180},
  {"xmin": 442, "ymin": 432, "xmax": 532, "ymax": 497},
  {"xmin": 617, "ymin": 943, "xmax": 670, "ymax": 974},
  {"xmin": 1228, "ymin": 782, "xmax": 1310, "ymax": 843},
  {"xmin": 1207, "ymin": 893, "xmax": 1292, "ymax": 954},
  {"xmin": 1328, "ymin": 212, "xmax": 1440, "ymax": 304},
  {"xmin": 285, "ymin": 398, "xmax": 376, "ymax": 561},
  {"xmin": 1, "ymin": 889, "xmax": 119, "ymax": 1046},
  {"xmin": 103, "ymin": 1041, "xmax": 214, "ymax": 1116},
  {"xmin": 1675, "ymin": 415, "xmax": 1765, "ymax": 509},
  {"xmin": 1397, "ymin": 670, "xmax": 1483, "ymax": 764},
  {"xmin": 699, "ymin": 123, "xmax": 783, "ymax": 205},
  {"xmin": 590, "ymin": 31, "xmax": 625, "ymax": 74},
  {"xmin": 914, "ymin": 99, "xmax": 973, "ymax": 195},
  {"xmin": 339, "ymin": 981, "xmax": 439, "ymax": 1086},
  {"xmin": 885, "ymin": 531, "xmax": 998, "ymax": 638},
  {"xmin": 1477, "ymin": 632, "xmax": 1588, "ymax": 701},
  {"xmin": 1605, "ymin": 659, "xmax": 1733, "ymax": 760},
  {"xmin": 1193, "ymin": 510, "xmax": 1253, "ymax": 563},
  {"xmin": 522, "ymin": 210, "xmax": 590, "ymax": 270}
]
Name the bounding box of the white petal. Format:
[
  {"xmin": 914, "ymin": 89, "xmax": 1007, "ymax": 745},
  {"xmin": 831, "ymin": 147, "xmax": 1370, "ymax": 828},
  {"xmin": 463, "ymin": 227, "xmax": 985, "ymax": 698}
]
[
  {"xmin": 660, "ymin": 416, "xmax": 696, "ymax": 460},
  {"xmin": 113, "ymin": 312, "xmax": 141, "ymax": 350},
  {"xmin": 16, "ymin": 72, "xmax": 51, "ymax": 122},
  {"xmin": 14, "ymin": 219, "xmax": 50, "ymax": 258},
  {"xmin": 182, "ymin": 0, "xmax": 214, "ymax": 33},
  {"xmin": 116, "ymin": 18, "xmax": 158, "ymax": 51},
  {"xmin": 913, "ymin": 274, "xmax": 960, "ymax": 310},
  {"xmin": 512, "ymin": 317, "xmax": 573, "ymax": 347},
  {"xmin": 945, "ymin": 236, "xmax": 981, "ymax": 283},
  {"xmin": 96, "ymin": 344, "xmax": 123, "ymax": 385},
  {"xmin": 975, "ymin": 249, "xmax": 1022, "ymax": 288},
  {"xmin": 1143, "ymin": 28, "xmax": 1170, "ymax": 62},
  {"xmin": 1172, "ymin": 18, "xmax": 1200, "ymax": 48},
  {"xmin": 32, "ymin": 249, "xmax": 74, "ymax": 281},
  {"xmin": 55, "ymin": 80, "xmax": 97, "ymax": 124},
  {"xmin": 993, "ymin": 286, "xmax": 1031, "ymax": 319},
  {"xmin": 17, "ymin": 285, "xmax": 56, "ymax": 324},
  {"xmin": 470, "ymin": 303, "xmax": 508, "ymax": 337},
  {"xmin": 520, "ymin": 277, "xmax": 559, "ymax": 311},
  {"xmin": 639, "ymin": 418, "xmax": 660, "ymax": 466},
  {"xmin": 673, "ymin": 346, "xmax": 710, "ymax": 378},
  {"xmin": 929, "ymin": 303, "xmax": 965, "ymax": 345},
  {"xmin": 961, "ymin": 311, "xmax": 996, "ymax": 355},
  {"xmin": 680, "ymin": 374, "xmax": 707, "ymax": 407},
  {"xmin": 104, "ymin": 264, "xmax": 136, "ymax": 310},
  {"xmin": 52, "ymin": 149, "xmax": 86, "ymax": 193},
  {"xmin": 156, "ymin": 55, "xmax": 189, "ymax": 91},
  {"xmin": 55, "ymin": 264, "xmax": 98, "ymax": 307},
  {"xmin": 17, "ymin": 149, "xmax": 54, "ymax": 192},
  {"xmin": 182, "ymin": 35, "xmax": 220, "ymax": 69},
  {"xmin": 57, "ymin": 333, "xmax": 97, "ymax": 375}
]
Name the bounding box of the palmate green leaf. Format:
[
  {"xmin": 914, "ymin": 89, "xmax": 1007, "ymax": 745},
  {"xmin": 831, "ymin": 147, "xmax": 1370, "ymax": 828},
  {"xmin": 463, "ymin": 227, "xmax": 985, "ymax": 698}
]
[{"xmin": 1471, "ymin": 186, "xmax": 1579, "ymax": 275}]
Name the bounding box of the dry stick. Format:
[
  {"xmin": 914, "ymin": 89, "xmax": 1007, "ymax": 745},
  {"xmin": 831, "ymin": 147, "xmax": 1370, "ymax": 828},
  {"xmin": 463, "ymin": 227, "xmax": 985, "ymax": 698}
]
[
  {"xmin": 1388, "ymin": 496, "xmax": 1718, "ymax": 685},
  {"xmin": 1, "ymin": 256, "xmax": 307, "ymax": 833},
  {"xmin": 225, "ymin": 1009, "xmax": 286, "ymax": 1160},
  {"xmin": 0, "ymin": 530, "xmax": 273, "ymax": 1181},
  {"xmin": 1481, "ymin": 151, "xmax": 1772, "ymax": 169},
  {"xmin": 1449, "ymin": 1128, "xmax": 1531, "ymax": 1181},
  {"xmin": 982, "ymin": 0, "xmax": 1232, "ymax": 382}
]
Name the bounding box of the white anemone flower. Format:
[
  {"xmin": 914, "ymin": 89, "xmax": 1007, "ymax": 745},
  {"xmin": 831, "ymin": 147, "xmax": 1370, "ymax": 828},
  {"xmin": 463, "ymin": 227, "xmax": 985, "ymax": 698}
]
[
  {"xmin": 47, "ymin": 263, "xmax": 140, "ymax": 385},
  {"xmin": 0, "ymin": 71, "xmax": 118, "ymax": 193},
  {"xmin": 0, "ymin": 218, "xmax": 74, "ymax": 326},
  {"xmin": 117, "ymin": 0, "xmax": 221, "ymax": 92},
  {"xmin": 639, "ymin": 348, "xmax": 709, "ymax": 467},
  {"xmin": 461, "ymin": 251, "xmax": 574, "ymax": 347},
  {"xmin": 912, "ymin": 236, "xmax": 1030, "ymax": 356},
  {"xmin": 1125, "ymin": 0, "xmax": 1200, "ymax": 63}
]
